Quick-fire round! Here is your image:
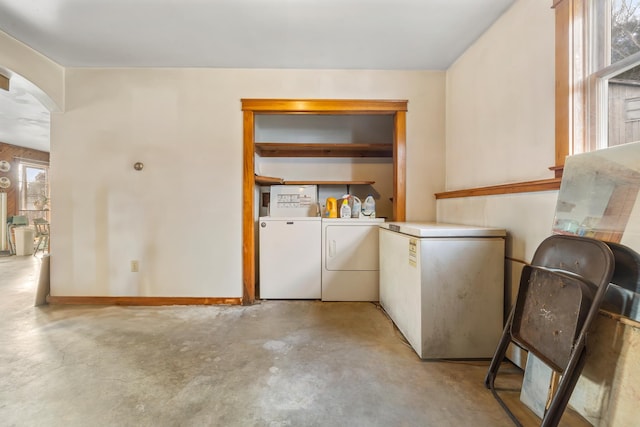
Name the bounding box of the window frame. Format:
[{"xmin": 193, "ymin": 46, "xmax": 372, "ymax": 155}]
[
  {"xmin": 556, "ymin": 0, "xmax": 640, "ymax": 162},
  {"xmin": 16, "ymin": 158, "xmax": 50, "ymax": 222},
  {"xmin": 554, "ymin": 0, "xmax": 586, "ymax": 173},
  {"xmin": 593, "ymin": 51, "xmax": 640, "ymax": 148}
]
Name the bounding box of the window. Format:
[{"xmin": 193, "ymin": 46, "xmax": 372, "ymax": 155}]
[
  {"xmin": 611, "ymin": 0, "xmax": 640, "ymax": 63},
  {"xmin": 555, "ymin": 0, "xmax": 640, "ymax": 164},
  {"xmin": 17, "ymin": 159, "xmax": 49, "ymax": 223},
  {"xmin": 588, "ymin": 0, "xmax": 640, "ymax": 150}
]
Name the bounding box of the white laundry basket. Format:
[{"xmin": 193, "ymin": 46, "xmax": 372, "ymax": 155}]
[{"xmin": 14, "ymin": 227, "xmax": 35, "ymax": 256}]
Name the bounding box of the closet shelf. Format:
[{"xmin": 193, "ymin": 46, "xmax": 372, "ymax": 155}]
[
  {"xmin": 285, "ymin": 180, "xmax": 375, "ymax": 185},
  {"xmin": 255, "ymin": 143, "xmax": 393, "ymax": 158},
  {"xmin": 254, "ymin": 175, "xmax": 375, "ymax": 186},
  {"xmin": 254, "ymin": 175, "xmax": 285, "ymax": 185}
]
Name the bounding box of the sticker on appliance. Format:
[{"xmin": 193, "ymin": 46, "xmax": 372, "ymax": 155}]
[{"xmin": 409, "ymin": 238, "xmax": 417, "ymax": 267}]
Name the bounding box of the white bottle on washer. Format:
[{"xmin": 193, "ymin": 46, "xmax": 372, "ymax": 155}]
[
  {"xmin": 363, "ymin": 195, "xmax": 376, "ymax": 218},
  {"xmin": 340, "ymin": 198, "xmax": 352, "ymax": 218},
  {"xmin": 351, "ymin": 196, "xmax": 361, "ymax": 218}
]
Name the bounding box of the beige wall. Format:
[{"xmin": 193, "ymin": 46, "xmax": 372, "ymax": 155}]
[
  {"xmin": 51, "ymin": 68, "xmax": 445, "ymax": 297},
  {"xmin": 445, "ymin": 0, "xmax": 555, "ymax": 190},
  {"xmin": 440, "ymin": 0, "xmax": 639, "ymax": 424},
  {"xmin": 441, "ymin": 0, "xmax": 557, "ymax": 293}
]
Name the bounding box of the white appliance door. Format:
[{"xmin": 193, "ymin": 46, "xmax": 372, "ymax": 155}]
[
  {"xmin": 322, "ymin": 222, "xmax": 381, "ymax": 301},
  {"xmin": 259, "ymin": 218, "xmax": 321, "ymax": 299},
  {"xmin": 325, "ymin": 224, "xmax": 379, "ymax": 271}
]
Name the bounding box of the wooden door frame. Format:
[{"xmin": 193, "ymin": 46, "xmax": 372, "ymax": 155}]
[{"xmin": 241, "ymin": 99, "xmax": 408, "ymax": 305}]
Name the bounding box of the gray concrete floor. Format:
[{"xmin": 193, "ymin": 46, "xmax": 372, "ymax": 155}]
[{"xmin": 0, "ymin": 255, "xmax": 590, "ymax": 427}]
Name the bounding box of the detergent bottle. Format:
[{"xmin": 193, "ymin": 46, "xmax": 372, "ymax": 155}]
[
  {"xmin": 340, "ymin": 198, "xmax": 352, "ymax": 218},
  {"xmin": 363, "ymin": 195, "xmax": 376, "ymax": 218},
  {"xmin": 326, "ymin": 197, "xmax": 338, "ymax": 218},
  {"xmin": 351, "ymin": 196, "xmax": 361, "ymax": 218}
]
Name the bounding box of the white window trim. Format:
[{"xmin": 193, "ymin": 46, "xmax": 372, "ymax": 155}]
[
  {"xmin": 586, "ymin": 1, "xmax": 640, "ymax": 150},
  {"xmin": 17, "ymin": 159, "xmax": 50, "ymax": 215},
  {"xmin": 592, "ymin": 51, "xmax": 640, "ymax": 150}
]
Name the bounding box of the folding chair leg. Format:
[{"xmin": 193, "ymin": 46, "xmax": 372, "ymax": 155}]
[
  {"xmin": 484, "ymin": 306, "xmax": 516, "ymax": 389},
  {"xmin": 541, "ymin": 347, "xmax": 587, "ymax": 427},
  {"xmin": 33, "ymin": 236, "xmax": 42, "ymax": 256}
]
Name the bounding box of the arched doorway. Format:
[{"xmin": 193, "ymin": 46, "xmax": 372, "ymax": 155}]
[{"xmin": 0, "ymin": 71, "xmax": 52, "ymax": 256}]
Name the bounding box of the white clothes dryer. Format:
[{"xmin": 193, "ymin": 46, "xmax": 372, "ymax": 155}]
[{"xmin": 321, "ymin": 218, "xmax": 385, "ymax": 301}]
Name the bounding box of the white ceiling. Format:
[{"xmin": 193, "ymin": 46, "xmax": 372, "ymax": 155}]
[
  {"xmin": 0, "ymin": 0, "xmax": 517, "ymax": 152},
  {"xmin": 0, "ymin": 74, "xmax": 51, "ymax": 152}
]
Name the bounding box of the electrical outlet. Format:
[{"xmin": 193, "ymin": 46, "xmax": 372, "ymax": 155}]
[{"xmin": 131, "ymin": 260, "xmax": 139, "ymax": 272}]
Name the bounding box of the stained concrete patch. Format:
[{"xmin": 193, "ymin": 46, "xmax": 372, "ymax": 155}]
[{"xmin": 263, "ymin": 340, "xmax": 290, "ymax": 353}]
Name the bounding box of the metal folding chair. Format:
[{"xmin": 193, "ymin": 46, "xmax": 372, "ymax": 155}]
[
  {"xmin": 484, "ymin": 235, "xmax": 615, "ymax": 427},
  {"xmin": 33, "ymin": 218, "xmax": 50, "ymax": 255},
  {"xmin": 601, "ymin": 241, "xmax": 640, "ymax": 320}
]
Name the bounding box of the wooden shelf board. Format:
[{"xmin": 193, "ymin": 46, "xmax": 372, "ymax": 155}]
[
  {"xmin": 254, "ymin": 175, "xmax": 284, "ymax": 185},
  {"xmin": 255, "ymin": 142, "xmax": 393, "ymax": 158},
  {"xmin": 254, "ymin": 175, "xmax": 374, "ymax": 186},
  {"xmin": 284, "ymin": 180, "xmax": 375, "ymax": 185}
]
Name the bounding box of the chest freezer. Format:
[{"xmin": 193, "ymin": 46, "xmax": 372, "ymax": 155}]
[{"xmin": 379, "ymin": 222, "xmax": 506, "ymax": 359}]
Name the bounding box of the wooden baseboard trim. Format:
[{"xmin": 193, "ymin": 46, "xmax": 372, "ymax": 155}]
[
  {"xmin": 47, "ymin": 296, "xmax": 243, "ymax": 306},
  {"xmin": 435, "ymin": 178, "xmax": 562, "ymax": 200}
]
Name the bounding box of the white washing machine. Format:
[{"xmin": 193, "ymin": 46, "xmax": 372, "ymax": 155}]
[
  {"xmin": 321, "ymin": 218, "xmax": 385, "ymax": 301},
  {"xmin": 259, "ymin": 217, "xmax": 321, "ymax": 299}
]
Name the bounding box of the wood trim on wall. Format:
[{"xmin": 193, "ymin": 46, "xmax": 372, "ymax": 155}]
[
  {"xmin": 600, "ymin": 309, "xmax": 640, "ymax": 329},
  {"xmin": 243, "ymin": 111, "xmax": 256, "ymax": 305},
  {"xmin": 241, "ymin": 99, "xmax": 408, "ymax": 113},
  {"xmin": 506, "ymin": 256, "xmax": 529, "ymax": 265},
  {"xmin": 0, "ymin": 74, "xmax": 8, "ymax": 91},
  {"xmin": 553, "ymin": 0, "xmax": 586, "ymax": 169},
  {"xmin": 394, "ymin": 111, "xmax": 407, "ymax": 221},
  {"xmin": 555, "ymin": 0, "xmax": 572, "ymax": 168},
  {"xmin": 48, "ymin": 296, "xmax": 243, "ymax": 306},
  {"xmin": 435, "ymin": 178, "xmax": 561, "ymax": 199}
]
